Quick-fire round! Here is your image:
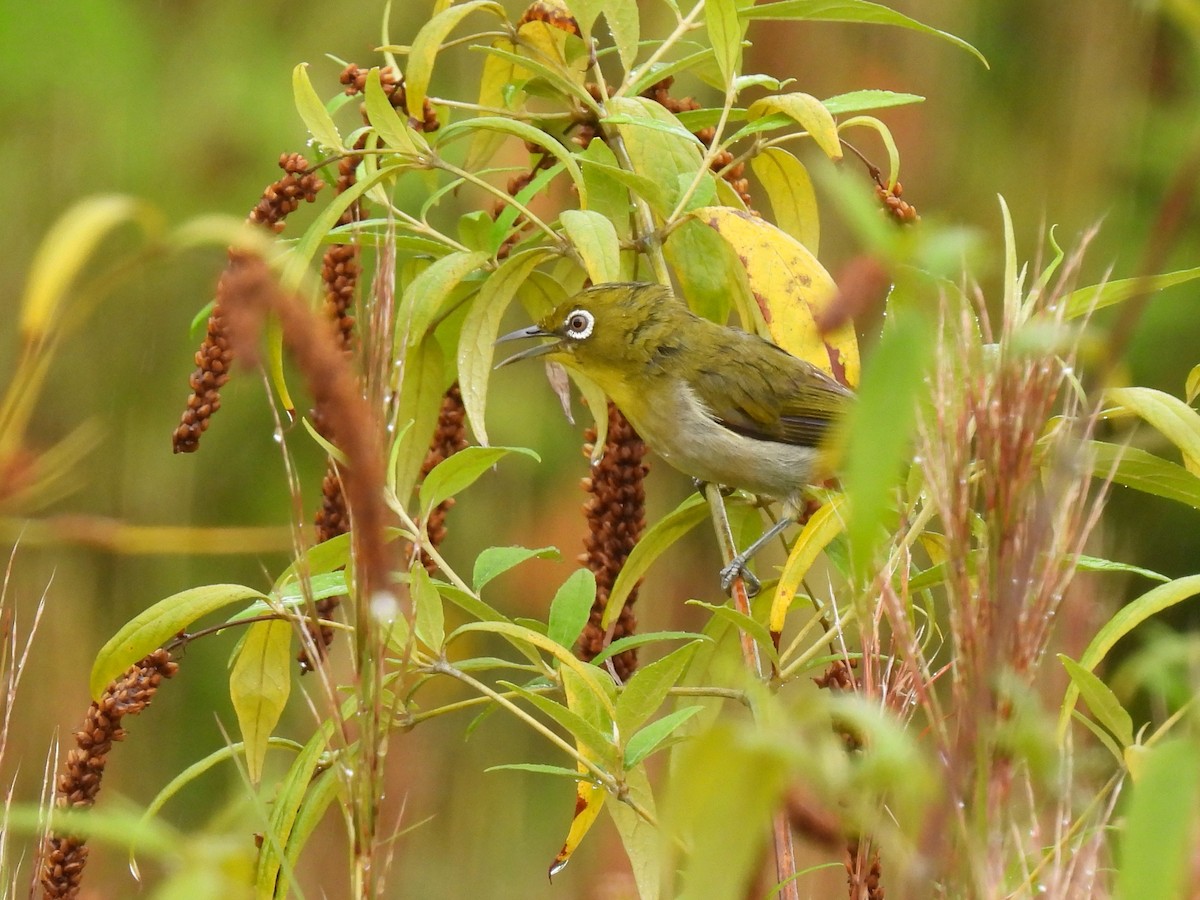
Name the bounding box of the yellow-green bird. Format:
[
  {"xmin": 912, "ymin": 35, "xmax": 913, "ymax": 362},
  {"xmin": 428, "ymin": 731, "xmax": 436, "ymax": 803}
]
[{"xmin": 497, "ymin": 281, "xmax": 853, "ymax": 593}]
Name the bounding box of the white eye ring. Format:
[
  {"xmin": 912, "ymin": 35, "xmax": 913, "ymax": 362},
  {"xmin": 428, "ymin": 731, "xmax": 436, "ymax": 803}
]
[{"xmin": 563, "ymin": 309, "xmax": 594, "ymax": 340}]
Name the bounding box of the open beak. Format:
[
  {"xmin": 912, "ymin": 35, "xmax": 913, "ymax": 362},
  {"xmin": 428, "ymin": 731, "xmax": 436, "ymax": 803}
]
[{"xmin": 494, "ymin": 325, "xmax": 561, "ymax": 368}]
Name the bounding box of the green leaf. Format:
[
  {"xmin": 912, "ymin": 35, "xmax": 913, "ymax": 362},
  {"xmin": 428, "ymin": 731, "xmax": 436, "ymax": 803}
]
[
  {"xmin": 547, "ymin": 569, "xmax": 598, "ymax": 650},
  {"xmin": 590, "ymin": 631, "xmax": 710, "ymax": 667},
  {"xmin": 391, "ymin": 338, "xmax": 447, "ymax": 505},
  {"xmin": 624, "ymin": 706, "xmax": 704, "ymax": 767},
  {"xmin": 405, "ymin": 0, "xmax": 507, "ymax": 120},
  {"xmin": 485, "ymin": 762, "xmax": 600, "ymax": 780},
  {"xmin": 438, "ymin": 117, "xmax": 588, "ymax": 206},
  {"xmin": 291, "ymin": 63, "xmax": 342, "ymax": 151},
  {"xmin": 90, "ymin": 584, "xmax": 266, "ymax": 699},
  {"xmin": 471, "ymin": 43, "xmax": 595, "ymax": 110},
  {"xmin": 608, "ymin": 765, "xmax": 662, "ymax": 900},
  {"xmin": 503, "ymin": 680, "xmax": 617, "ymax": 765},
  {"xmin": 1063, "ymin": 266, "xmax": 1200, "ymax": 319},
  {"xmin": 740, "ymin": 0, "xmax": 988, "ymax": 68},
  {"xmin": 274, "ymin": 766, "xmax": 339, "ymax": 900},
  {"xmin": 1058, "ymin": 574, "xmax": 1200, "ymax": 736},
  {"xmin": 473, "ymin": 545, "xmax": 561, "ymax": 592},
  {"xmin": 605, "ymin": 0, "xmax": 641, "ymax": 71},
  {"xmin": 706, "ymin": 0, "xmax": 744, "ymax": 85},
  {"xmin": 663, "ymin": 217, "xmax": 750, "ymax": 324},
  {"xmin": 464, "ymin": 38, "xmax": 523, "ymax": 171},
  {"xmin": 603, "ymin": 96, "xmax": 705, "ymax": 217},
  {"xmin": 1114, "ymin": 739, "xmax": 1200, "ymax": 900},
  {"xmin": 1073, "ymin": 554, "xmax": 1169, "ymax": 583},
  {"xmin": 1106, "ymin": 386, "xmax": 1200, "ymax": 475},
  {"xmin": 747, "ymin": 93, "xmax": 841, "ymax": 160},
  {"xmin": 578, "ymin": 150, "xmax": 668, "ymax": 224},
  {"xmin": 397, "ymin": 250, "xmax": 489, "ymax": 350},
  {"xmin": 452, "ymin": 621, "xmax": 616, "ymax": 713},
  {"xmin": 1058, "ymin": 654, "xmax": 1134, "ymax": 748},
  {"xmin": 411, "ymin": 563, "xmax": 444, "ymax": 650},
  {"xmin": 560, "ymin": 209, "xmax": 621, "ymax": 284},
  {"xmin": 457, "ymin": 248, "xmax": 552, "ymax": 445},
  {"xmin": 229, "ymin": 619, "xmax": 293, "ymax": 784},
  {"xmin": 255, "ymin": 721, "xmax": 335, "ymax": 896},
  {"xmin": 364, "ymin": 67, "xmax": 420, "ymax": 156},
  {"xmin": 601, "ymin": 493, "xmax": 711, "ymax": 629},
  {"xmin": 616, "ymin": 643, "xmax": 700, "ymax": 736},
  {"xmin": 842, "ymin": 309, "xmax": 931, "ymax": 575},
  {"xmin": 419, "ymin": 445, "xmax": 540, "ymax": 513},
  {"xmin": 821, "ymin": 89, "xmax": 925, "ymax": 115},
  {"xmin": 751, "ymin": 147, "xmax": 819, "ymax": 253},
  {"xmin": 1090, "ymin": 441, "xmax": 1200, "ymax": 509},
  {"xmin": 687, "ymin": 600, "xmax": 780, "ymax": 667},
  {"xmin": 1186, "ymin": 363, "xmax": 1200, "ymax": 405}
]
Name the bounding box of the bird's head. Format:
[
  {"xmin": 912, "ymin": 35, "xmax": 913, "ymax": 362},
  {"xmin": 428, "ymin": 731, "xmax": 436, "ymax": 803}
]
[{"xmin": 495, "ymin": 282, "xmax": 677, "ymax": 378}]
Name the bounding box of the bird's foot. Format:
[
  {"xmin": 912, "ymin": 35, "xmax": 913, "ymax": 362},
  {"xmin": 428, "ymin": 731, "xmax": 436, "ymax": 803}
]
[
  {"xmin": 692, "ymin": 478, "xmax": 735, "ymax": 498},
  {"xmin": 719, "ymin": 557, "xmax": 760, "ymax": 598}
]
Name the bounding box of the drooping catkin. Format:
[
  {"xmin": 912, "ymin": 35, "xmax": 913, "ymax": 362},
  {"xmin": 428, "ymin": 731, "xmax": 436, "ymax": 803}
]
[
  {"xmin": 576, "ymin": 403, "xmax": 647, "ymax": 680},
  {"xmin": 39, "ymin": 650, "xmax": 178, "ymax": 900},
  {"xmin": 172, "ymin": 154, "xmax": 322, "ymax": 453}
]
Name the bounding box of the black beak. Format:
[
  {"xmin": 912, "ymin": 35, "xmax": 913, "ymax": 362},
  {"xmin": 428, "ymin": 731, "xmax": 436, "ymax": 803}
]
[{"xmin": 494, "ymin": 325, "xmax": 561, "ymax": 368}]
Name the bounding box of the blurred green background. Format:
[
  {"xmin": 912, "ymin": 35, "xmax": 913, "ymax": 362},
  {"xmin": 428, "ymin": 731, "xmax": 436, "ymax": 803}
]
[{"xmin": 2, "ymin": 1, "xmax": 1198, "ymax": 896}]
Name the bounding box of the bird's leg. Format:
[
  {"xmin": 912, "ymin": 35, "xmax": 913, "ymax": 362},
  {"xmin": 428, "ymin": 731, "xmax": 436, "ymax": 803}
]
[{"xmin": 719, "ymin": 514, "xmax": 794, "ymax": 596}]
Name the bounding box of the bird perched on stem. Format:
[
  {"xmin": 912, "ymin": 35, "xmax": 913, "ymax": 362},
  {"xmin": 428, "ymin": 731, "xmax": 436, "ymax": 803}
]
[{"xmin": 497, "ymin": 281, "xmax": 853, "ymax": 594}]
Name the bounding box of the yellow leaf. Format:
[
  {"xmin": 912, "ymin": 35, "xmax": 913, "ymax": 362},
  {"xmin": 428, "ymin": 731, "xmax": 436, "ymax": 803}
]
[
  {"xmin": 750, "ymin": 147, "xmax": 819, "ymax": 253},
  {"xmin": 770, "ymin": 494, "xmax": 847, "ymax": 633},
  {"xmin": 747, "ymin": 92, "xmax": 842, "ymax": 161},
  {"xmin": 229, "ymin": 618, "xmax": 293, "ymax": 784},
  {"xmin": 548, "ymin": 777, "xmax": 607, "ymax": 879},
  {"xmin": 690, "ymin": 206, "xmax": 860, "ymax": 386}
]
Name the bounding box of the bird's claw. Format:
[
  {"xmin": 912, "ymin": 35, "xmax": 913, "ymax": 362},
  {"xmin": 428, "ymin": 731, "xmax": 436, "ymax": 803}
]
[{"xmin": 720, "ymin": 558, "xmax": 760, "ymax": 598}]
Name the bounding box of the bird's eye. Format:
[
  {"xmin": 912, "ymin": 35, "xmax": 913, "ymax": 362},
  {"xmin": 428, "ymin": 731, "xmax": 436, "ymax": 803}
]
[{"xmin": 564, "ymin": 309, "xmax": 594, "ymax": 340}]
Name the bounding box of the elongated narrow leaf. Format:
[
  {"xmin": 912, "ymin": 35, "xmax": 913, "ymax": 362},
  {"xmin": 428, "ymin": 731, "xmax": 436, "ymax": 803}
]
[
  {"xmin": 706, "ymin": 0, "xmax": 743, "ymax": 85},
  {"xmin": 549, "ymin": 776, "xmax": 608, "ymax": 879},
  {"xmin": 405, "ymin": 0, "xmax": 506, "ymax": 120},
  {"xmin": 364, "ymin": 67, "xmax": 420, "ymax": 155},
  {"xmin": 419, "ymin": 445, "xmax": 539, "ymax": 513},
  {"xmin": 292, "ymin": 63, "xmax": 342, "ymax": 151},
  {"xmin": 464, "ymin": 37, "xmax": 523, "ymax": 170},
  {"xmin": 747, "ymin": 93, "xmax": 841, "ymax": 160},
  {"xmin": 688, "ymin": 600, "xmax": 780, "ymax": 667},
  {"xmin": 560, "ymin": 209, "xmax": 621, "ymax": 284},
  {"xmin": 689, "ymin": 206, "xmax": 859, "ymax": 384},
  {"xmin": 504, "ymin": 681, "xmax": 616, "ymax": 764},
  {"xmin": 1106, "ymin": 386, "xmax": 1200, "ymax": 475},
  {"xmin": 438, "ymin": 117, "xmax": 587, "ymax": 205},
  {"xmin": 1058, "ymin": 574, "xmax": 1200, "ymax": 735},
  {"xmin": 578, "ymin": 148, "xmax": 669, "ymax": 220},
  {"xmin": 473, "ymin": 545, "xmax": 561, "ymax": 592},
  {"xmin": 229, "ymin": 619, "xmax": 293, "ymax": 784},
  {"xmin": 1063, "ymin": 266, "xmax": 1200, "ymax": 319},
  {"xmin": 411, "ymin": 562, "xmax": 444, "ymax": 650},
  {"xmin": 548, "ymin": 569, "xmax": 597, "ymax": 649},
  {"xmin": 608, "ymin": 766, "xmax": 662, "ymax": 899},
  {"xmin": 821, "ymin": 89, "xmax": 925, "ymax": 115},
  {"xmin": 452, "ymin": 620, "xmax": 615, "ymax": 713},
  {"xmin": 740, "ymin": 0, "xmax": 987, "ymax": 67},
  {"xmin": 624, "ymin": 706, "xmax": 704, "ymax": 767},
  {"xmin": 21, "ymin": 196, "xmax": 161, "ymax": 342},
  {"xmin": 392, "ymin": 338, "xmax": 447, "ymax": 505},
  {"xmin": 274, "ymin": 766, "xmax": 339, "ymax": 900},
  {"xmin": 90, "ymin": 584, "xmax": 266, "ymax": 699},
  {"xmin": 487, "ymin": 762, "xmax": 599, "ymax": 779},
  {"xmin": 457, "ymin": 248, "xmax": 552, "ymax": 445},
  {"xmin": 603, "ymin": 96, "xmax": 705, "ymax": 217},
  {"xmin": 770, "ymin": 494, "xmax": 846, "ymax": 633},
  {"xmin": 1073, "ymin": 554, "xmax": 1168, "ymax": 583},
  {"xmin": 605, "ymin": 0, "xmax": 641, "ymax": 71},
  {"xmin": 602, "ymin": 493, "xmax": 711, "ymax": 629},
  {"xmin": 397, "ymin": 250, "xmax": 490, "ymax": 349},
  {"xmin": 255, "ymin": 722, "xmax": 334, "ymax": 895},
  {"xmin": 751, "ymin": 147, "xmax": 819, "ymax": 253},
  {"xmin": 1090, "ymin": 441, "xmax": 1200, "ymax": 509},
  {"xmin": 590, "ymin": 631, "xmax": 710, "ymax": 667},
  {"xmin": 1058, "ymin": 655, "xmax": 1134, "ymax": 748},
  {"xmin": 615, "ymin": 643, "xmax": 700, "ymax": 736}
]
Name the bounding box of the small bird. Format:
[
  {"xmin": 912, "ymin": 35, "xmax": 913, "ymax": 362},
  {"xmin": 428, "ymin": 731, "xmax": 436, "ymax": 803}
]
[{"xmin": 497, "ymin": 282, "xmax": 853, "ymax": 593}]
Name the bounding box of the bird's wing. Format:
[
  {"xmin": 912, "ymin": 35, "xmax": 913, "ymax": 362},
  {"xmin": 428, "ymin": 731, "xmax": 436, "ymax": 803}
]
[{"xmin": 691, "ymin": 337, "xmax": 852, "ymax": 447}]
